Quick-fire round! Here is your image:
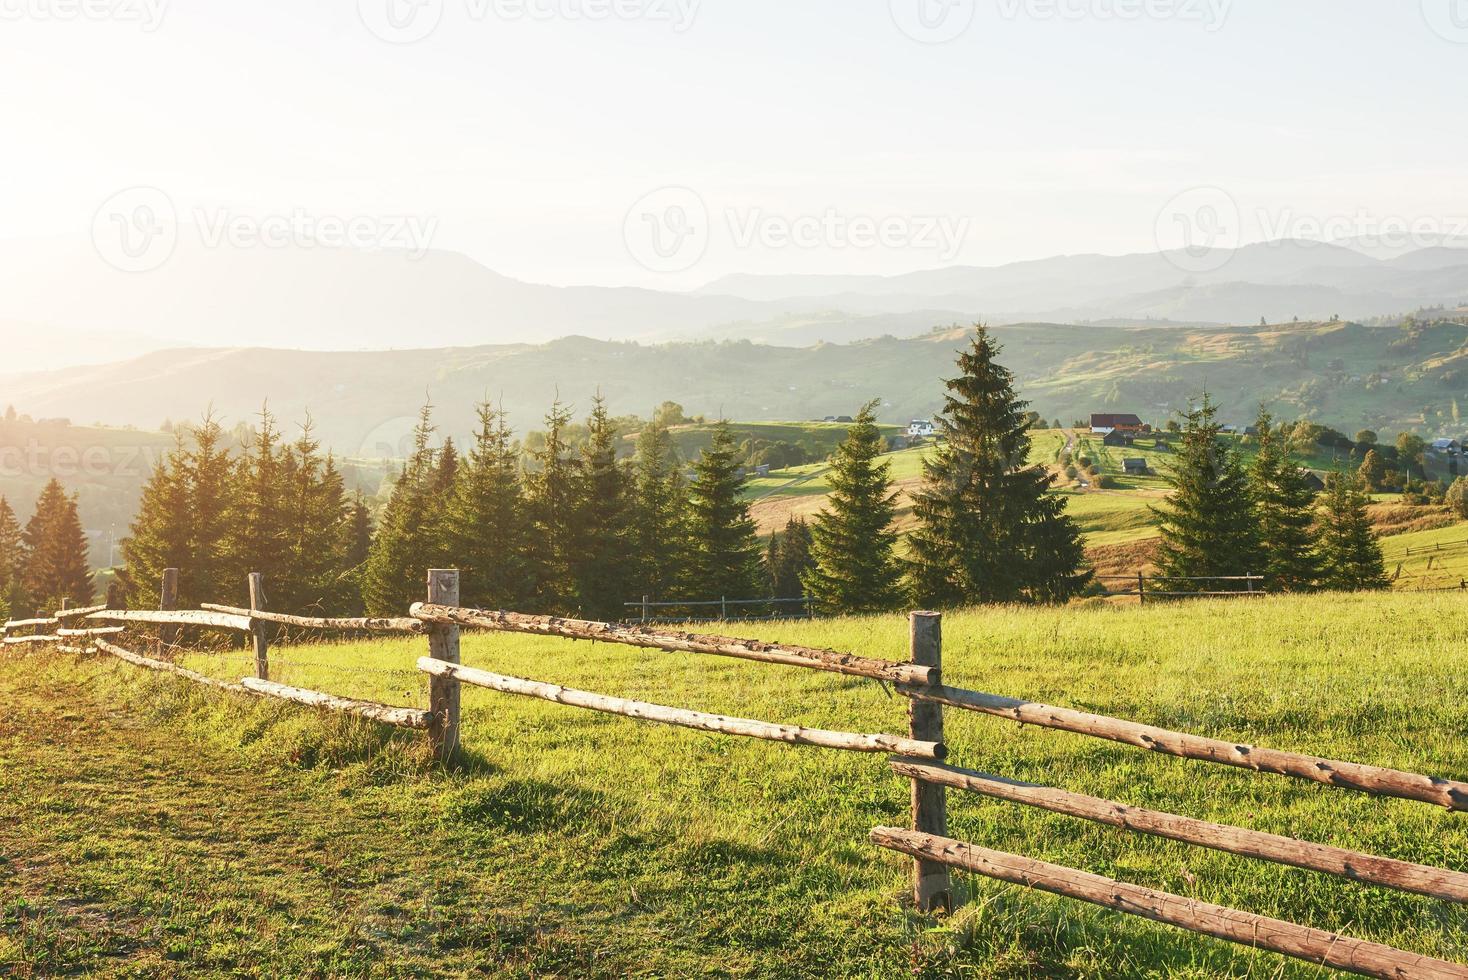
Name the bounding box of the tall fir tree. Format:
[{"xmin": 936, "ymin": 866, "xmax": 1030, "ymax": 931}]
[
  {"xmin": 685, "ymin": 420, "xmax": 763, "ymax": 599},
  {"xmin": 802, "ymin": 401, "xmax": 904, "ymax": 613},
  {"xmin": 225, "ymin": 406, "xmax": 288, "ymax": 603},
  {"xmin": 183, "ymin": 413, "xmax": 237, "ymax": 605},
  {"xmin": 278, "ymin": 421, "xmax": 351, "ymax": 612},
  {"xmin": 361, "ymin": 402, "xmax": 446, "ymax": 614},
  {"xmin": 907, "ymin": 326, "xmax": 1089, "ymax": 606},
  {"xmin": 1248, "ymin": 409, "xmax": 1324, "ymax": 592},
  {"xmin": 627, "ymin": 415, "xmax": 689, "ymax": 602},
  {"xmin": 1152, "ymin": 394, "xmax": 1262, "ymax": 585},
  {"xmin": 440, "ymin": 400, "xmax": 530, "ymax": 610},
  {"xmin": 1316, "ymin": 469, "xmax": 1390, "ymax": 591},
  {"xmin": 0, "ymin": 497, "xmax": 27, "ymax": 618},
  {"xmin": 119, "ymin": 436, "xmax": 193, "ymax": 609},
  {"xmin": 571, "ymin": 396, "xmax": 630, "ymax": 620},
  {"xmin": 524, "ymin": 399, "xmax": 582, "ymax": 612},
  {"xmin": 338, "ymin": 492, "xmax": 374, "ymax": 613},
  {"xmin": 22, "ymin": 479, "xmax": 94, "ymax": 609},
  {"xmin": 768, "ymin": 516, "xmax": 814, "ymax": 601}
]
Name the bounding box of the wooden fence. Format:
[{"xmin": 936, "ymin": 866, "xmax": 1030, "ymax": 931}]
[
  {"xmin": 624, "ymin": 595, "xmax": 813, "ymax": 623},
  {"xmin": 4, "ymin": 569, "xmax": 1466, "ymax": 978},
  {"xmin": 1096, "ymin": 573, "xmax": 1266, "ymax": 602}
]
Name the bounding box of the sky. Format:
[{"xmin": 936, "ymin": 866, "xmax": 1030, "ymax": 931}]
[{"xmin": 3, "ymin": 0, "xmax": 1467, "ymax": 289}]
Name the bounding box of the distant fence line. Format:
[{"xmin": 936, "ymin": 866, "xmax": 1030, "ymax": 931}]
[
  {"xmin": 4, "ymin": 571, "xmax": 1467, "ymax": 978},
  {"xmin": 1095, "ymin": 574, "xmax": 1266, "ymax": 603},
  {"xmin": 625, "ymin": 595, "xmax": 812, "ymax": 623}
]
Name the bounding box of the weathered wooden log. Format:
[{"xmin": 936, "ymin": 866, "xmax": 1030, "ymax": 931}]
[
  {"xmin": 899, "ymin": 683, "xmax": 1468, "ymax": 811},
  {"xmin": 57, "ymin": 626, "xmax": 127, "ymax": 638},
  {"xmin": 891, "ymin": 759, "xmax": 1468, "ymax": 903},
  {"xmin": 87, "ymin": 609, "xmax": 254, "ymax": 632},
  {"xmin": 57, "ymin": 644, "xmax": 94, "ymax": 655},
  {"xmin": 54, "ymin": 604, "xmax": 107, "ymax": 621},
  {"xmin": 417, "ymin": 657, "xmax": 944, "ymax": 758},
  {"xmin": 907, "ymin": 613, "xmax": 950, "ymax": 912},
  {"xmin": 239, "ymin": 677, "xmax": 432, "ymax": 729},
  {"xmin": 409, "ymin": 603, "xmax": 934, "ymax": 685},
  {"xmin": 95, "ymin": 639, "xmax": 253, "ymax": 695},
  {"xmin": 869, "ymin": 828, "xmax": 1468, "ymax": 980},
  {"xmin": 4, "ymin": 617, "xmax": 60, "ymax": 630},
  {"xmin": 424, "ymin": 570, "xmax": 461, "ymax": 760},
  {"xmin": 248, "ymin": 574, "xmax": 269, "ymax": 681},
  {"xmin": 3, "ymin": 634, "xmax": 60, "ymax": 645},
  {"xmin": 200, "ymin": 603, "xmax": 425, "ymax": 634}
]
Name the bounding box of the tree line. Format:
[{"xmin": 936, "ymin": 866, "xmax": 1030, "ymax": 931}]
[{"xmin": 0, "ymin": 481, "xmax": 94, "ymax": 618}]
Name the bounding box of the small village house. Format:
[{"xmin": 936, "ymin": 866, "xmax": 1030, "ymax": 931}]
[
  {"xmin": 1090, "ymin": 413, "xmax": 1145, "ymax": 434},
  {"xmin": 1122, "ymin": 457, "xmax": 1149, "ymax": 475}
]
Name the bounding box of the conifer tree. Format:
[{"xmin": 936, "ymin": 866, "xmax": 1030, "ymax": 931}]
[
  {"xmin": 183, "ymin": 414, "xmax": 236, "ymax": 605},
  {"xmin": 802, "ymin": 401, "xmax": 903, "ymax": 613},
  {"xmin": 627, "ymin": 415, "xmax": 689, "ymax": 603},
  {"xmin": 1152, "ymin": 394, "xmax": 1262, "ymax": 585},
  {"xmin": 1248, "ymin": 410, "xmax": 1324, "ymax": 592},
  {"xmin": 907, "ymin": 326, "xmax": 1089, "ymax": 606},
  {"xmin": 0, "ymin": 497, "xmax": 27, "ymax": 618},
  {"xmin": 768, "ymin": 516, "xmax": 813, "ymax": 601},
  {"xmin": 1317, "ymin": 469, "xmax": 1389, "ymax": 591},
  {"xmin": 685, "ymin": 420, "xmax": 763, "ymax": 599},
  {"xmin": 571, "ymin": 395, "xmax": 630, "ymax": 620},
  {"xmin": 225, "ymin": 406, "xmax": 287, "ymax": 602},
  {"xmin": 362, "ymin": 402, "xmax": 445, "ymax": 614},
  {"xmin": 524, "ymin": 399, "xmax": 582, "ymax": 612},
  {"xmin": 440, "ymin": 401, "xmax": 530, "ymax": 609},
  {"xmin": 22, "ymin": 479, "xmax": 94, "ymax": 609},
  {"xmin": 278, "ymin": 421, "xmax": 351, "ymax": 611},
  {"xmin": 120, "ymin": 437, "xmax": 193, "ymax": 609}
]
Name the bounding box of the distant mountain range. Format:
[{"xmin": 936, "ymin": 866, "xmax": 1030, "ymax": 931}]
[
  {"xmin": 7, "ymin": 319, "xmax": 1465, "ymax": 459},
  {"xmin": 3, "ymin": 239, "xmax": 1468, "ymax": 367}
]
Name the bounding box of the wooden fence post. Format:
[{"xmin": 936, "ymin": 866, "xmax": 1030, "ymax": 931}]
[
  {"xmin": 909, "ymin": 611, "xmax": 951, "ymax": 913},
  {"xmin": 248, "ymin": 572, "xmax": 269, "ymax": 681},
  {"xmin": 642, "ymin": 595, "xmax": 650, "ymax": 624},
  {"xmin": 1137, "ymin": 572, "xmax": 1145, "ymax": 605},
  {"xmin": 426, "ymin": 569, "xmax": 461, "ymax": 761},
  {"xmin": 158, "ymin": 567, "xmax": 179, "ymax": 657}
]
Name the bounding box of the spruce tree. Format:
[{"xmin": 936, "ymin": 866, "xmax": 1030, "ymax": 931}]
[
  {"xmin": 1317, "ymin": 469, "xmax": 1389, "ymax": 591},
  {"xmin": 362, "ymin": 403, "xmax": 445, "ymax": 614},
  {"xmin": 802, "ymin": 401, "xmax": 903, "ymax": 613},
  {"xmin": 440, "ymin": 401, "xmax": 530, "ymax": 610},
  {"xmin": 22, "ymin": 479, "xmax": 94, "ymax": 609},
  {"xmin": 278, "ymin": 421, "xmax": 350, "ymax": 611},
  {"xmin": 907, "ymin": 326, "xmax": 1089, "ymax": 606},
  {"xmin": 571, "ymin": 395, "xmax": 630, "ymax": 620},
  {"xmin": 685, "ymin": 420, "xmax": 763, "ymax": 600},
  {"xmin": 768, "ymin": 516, "xmax": 814, "ymax": 601},
  {"xmin": 1152, "ymin": 394, "xmax": 1262, "ymax": 586},
  {"xmin": 1248, "ymin": 410, "xmax": 1324, "ymax": 592},
  {"xmin": 524, "ymin": 399, "xmax": 581, "ymax": 612},
  {"xmin": 628, "ymin": 415, "xmax": 689, "ymax": 603},
  {"xmin": 225, "ymin": 406, "xmax": 288, "ymax": 603},
  {"xmin": 0, "ymin": 497, "xmax": 27, "ymax": 619},
  {"xmin": 120, "ymin": 437, "xmax": 192, "ymax": 608},
  {"xmin": 183, "ymin": 414, "xmax": 236, "ymax": 605}
]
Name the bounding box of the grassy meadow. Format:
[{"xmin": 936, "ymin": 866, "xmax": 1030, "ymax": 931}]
[{"xmin": 4, "ymin": 592, "xmax": 1467, "ymax": 977}]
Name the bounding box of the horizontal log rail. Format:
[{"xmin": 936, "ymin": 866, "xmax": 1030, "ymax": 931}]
[
  {"xmin": 57, "ymin": 626, "xmax": 127, "ymax": 638},
  {"xmin": 891, "ymin": 759, "xmax": 1468, "ymax": 903},
  {"xmin": 3, "ymin": 617, "xmax": 59, "ymax": 631},
  {"xmin": 201, "ymin": 604, "xmax": 425, "ymax": 634},
  {"xmin": 418, "ymin": 657, "xmax": 944, "ymax": 758},
  {"xmin": 3, "ymin": 634, "xmax": 60, "ymax": 646},
  {"xmin": 409, "ymin": 604, "xmax": 935, "ymax": 686},
  {"xmin": 869, "ymin": 828, "xmax": 1468, "ymax": 980},
  {"xmin": 54, "ymin": 604, "xmax": 108, "ymax": 621},
  {"xmin": 239, "ymin": 678, "xmax": 432, "ymax": 729},
  {"xmin": 95, "ymin": 639, "xmax": 254, "ymax": 695},
  {"xmin": 87, "ymin": 609, "xmax": 253, "ymax": 632},
  {"xmin": 899, "ymin": 682, "xmax": 1468, "ymax": 811}
]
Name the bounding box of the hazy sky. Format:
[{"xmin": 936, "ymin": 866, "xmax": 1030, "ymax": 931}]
[{"xmin": 4, "ymin": 1, "xmax": 1466, "ymax": 288}]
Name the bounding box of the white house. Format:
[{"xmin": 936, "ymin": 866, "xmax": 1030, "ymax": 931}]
[{"xmin": 907, "ymin": 419, "xmax": 936, "ymax": 438}]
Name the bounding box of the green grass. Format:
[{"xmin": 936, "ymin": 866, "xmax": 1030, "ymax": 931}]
[
  {"xmin": 1379, "ymin": 521, "xmax": 1468, "ymax": 591},
  {"xmin": 4, "ymin": 592, "xmax": 1467, "ymax": 976}
]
